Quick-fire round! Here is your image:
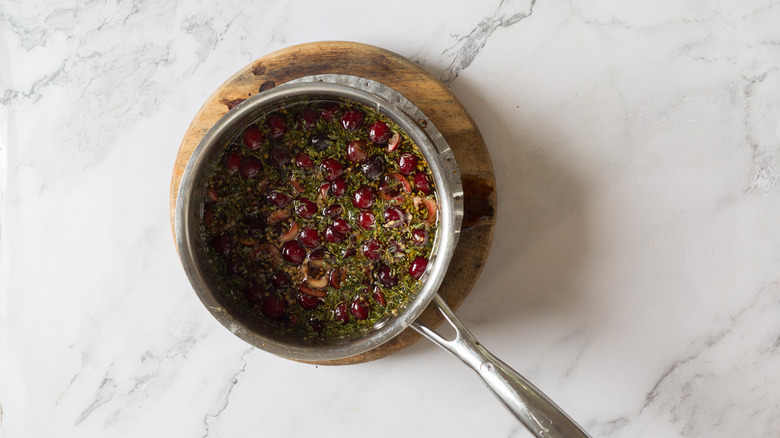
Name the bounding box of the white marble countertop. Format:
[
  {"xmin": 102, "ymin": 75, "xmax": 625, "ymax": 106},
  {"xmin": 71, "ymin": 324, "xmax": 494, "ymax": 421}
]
[{"xmin": 3, "ymin": 1, "xmax": 779, "ymax": 437}]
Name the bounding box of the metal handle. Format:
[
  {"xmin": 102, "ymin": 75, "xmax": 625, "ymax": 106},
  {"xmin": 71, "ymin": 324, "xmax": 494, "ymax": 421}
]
[{"xmin": 411, "ymin": 294, "xmax": 591, "ymax": 438}]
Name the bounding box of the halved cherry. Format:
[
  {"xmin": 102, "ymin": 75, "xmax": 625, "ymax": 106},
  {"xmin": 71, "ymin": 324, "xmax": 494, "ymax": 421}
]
[
  {"xmin": 358, "ymin": 211, "xmax": 375, "ymax": 230},
  {"xmin": 351, "ymin": 296, "xmax": 370, "ymax": 320},
  {"xmin": 352, "ymin": 186, "xmax": 375, "ymax": 209},
  {"xmin": 347, "ymin": 140, "xmax": 368, "ymax": 163},
  {"xmin": 244, "ymin": 283, "xmax": 265, "ymax": 303},
  {"xmin": 398, "ymin": 153, "xmax": 418, "ymax": 175},
  {"xmin": 295, "ymin": 152, "xmax": 314, "ymax": 169},
  {"xmin": 331, "ymin": 176, "xmax": 347, "ymax": 197},
  {"xmin": 409, "ymin": 256, "xmax": 428, "ymax": 279},
  {"xmin": 332, "ymin": 217, "xmax": 350, "ymax": 234},
  {"xmin": 334, "ymin": 302, "xmax": 350, "ymax": 324},
  {"xmin": 297, "ymin": 108, "xmax": 319, "ymax": 129},
  {"xmin": 297, "ymin": 292, "xmax": 322, "ymax": 310},
  {"xmin": 320, "ymin": 158, "xmax": 343, "ymax": 182},
  {"xmin": 239, "ymin": 156, "xmax": 263, "ymax": 179},
  {"xmin": 267, "ymin": 191, "xmax": 291, "ymax": 207},
  {"xmin": 386, "ymin": 132, "xmax": 401, "ymax": 152},
  {"xmin": 300, "ymin": 227, "xmax": 321, "ymax": 248},
  {"xmin": 413, "ymin": 172, "xmax": 432, "ymax": 195},
  {"xmin": 266, "ymin": 114, "xmax": 287, "ymax": 138},
  {"xmin": 361, "ymin": 239, "xmax": 381, "ymax": 261},
  {"xmin": 341, "ymin": 109, "xmax": 364, "ymax": 131},
  {"xmin": 295, "ymin": 197, "xmax": 317, "ymax": 219},
  {"xmin": 368, "ymin": 121, "xmax": 390, "ymax": 144},
  {"xmin": 281, "ymin": 241, "xmax": 306, "ymax": 265}
]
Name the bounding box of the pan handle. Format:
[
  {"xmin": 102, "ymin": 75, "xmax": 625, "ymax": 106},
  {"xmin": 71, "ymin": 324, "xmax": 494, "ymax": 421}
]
[{"xmin": 411, "ymin": 294, "xmax": 591, "ymax": 438}]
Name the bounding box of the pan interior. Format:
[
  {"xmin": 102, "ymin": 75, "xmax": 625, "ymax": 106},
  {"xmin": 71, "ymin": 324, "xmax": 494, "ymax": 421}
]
[{"xmin": 176, "ymin": 79, "xmax": 461, "ymax": 361}]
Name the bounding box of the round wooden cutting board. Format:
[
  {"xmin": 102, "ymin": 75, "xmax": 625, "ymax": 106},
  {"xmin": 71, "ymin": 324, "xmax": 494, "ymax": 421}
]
[{"xmin": 170, "ymin": 41, "xmax": 496, "ymax": 365}]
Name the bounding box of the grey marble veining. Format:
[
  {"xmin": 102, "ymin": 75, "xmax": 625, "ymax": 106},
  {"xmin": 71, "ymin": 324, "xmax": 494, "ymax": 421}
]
[{"xmin": 2, "ymin": 1, "xmax": 780, "ymax": 437}]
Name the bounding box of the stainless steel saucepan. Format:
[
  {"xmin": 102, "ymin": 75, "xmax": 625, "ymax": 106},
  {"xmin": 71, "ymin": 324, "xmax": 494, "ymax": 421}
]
[{"xmin": 175, "ymin": 74, "xmax": 590, "ymax": 438}]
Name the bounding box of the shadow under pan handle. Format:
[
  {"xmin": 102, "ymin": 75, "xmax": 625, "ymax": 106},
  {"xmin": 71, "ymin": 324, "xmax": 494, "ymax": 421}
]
[{"xmin": 411, "ymin": 294, "xmax": 591, "ymax": 438}]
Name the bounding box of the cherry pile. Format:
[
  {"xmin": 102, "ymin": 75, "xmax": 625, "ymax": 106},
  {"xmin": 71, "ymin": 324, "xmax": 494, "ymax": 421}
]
[{"xmin": 201, "ymin": 99, "xmax": 438, "ymax": 339}]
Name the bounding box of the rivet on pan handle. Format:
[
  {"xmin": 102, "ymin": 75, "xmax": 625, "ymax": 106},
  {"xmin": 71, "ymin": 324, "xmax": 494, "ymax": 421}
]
[{"xmin": 411, "ymin": 294, "xmax": 591, "ymax": 438}]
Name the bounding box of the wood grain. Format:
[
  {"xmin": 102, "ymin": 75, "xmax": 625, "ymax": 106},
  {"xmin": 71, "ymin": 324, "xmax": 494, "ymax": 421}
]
[{"xmin": 170, "ymin": 41, "xmax": 496, "ymax": 365}]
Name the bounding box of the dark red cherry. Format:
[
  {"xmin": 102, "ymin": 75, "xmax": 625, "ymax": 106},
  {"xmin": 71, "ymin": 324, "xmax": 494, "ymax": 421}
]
[
  {"xmin": 225, "ymin": 152, "xmax": 243, "ymax": 172},
  {"xmin": 372, "ymin": 286, "xmax": 386, "ymax": 306},
  {"xmin": 298, "ymin": 108, "xmax": 319, "ymax": 129},
  {"xmin": 295, "ymin": 198, "xmax": 317, "ymax": 219},
  {"xmin": 358, "ymin": 211, "xmax": 375, "ymax": 229},
  {"xmin": 295, "ymin": 152, "xmax": 314, "ymax": 169},
  {"xmin": 347, "ymin": 140, "xmax": 368, "ymax": 163},
  {"xmin": 262, "ymin": 294, "xmax": 287, "ymax": 319},
  {"xmin": 297, "ymin": 292, "xmax": 322, "ymax": 310},
  {"xmin": 362, "ymin": 239, "xmax": 381, "ymax": 261},
  {"xmin": 242, "ymin": 126, "xmax": 264, "ymax": 150},
  {"xmin": 330, "ymin": 176, "xmax": 348, "ymax": 197},
  {"xmin": 352, "ymin": 186, "xmax": 374, "ymax": 209},
  {"xmin": 320, "ymin": 158, "xmax": 343, "ymax": 182},
  {"xmin": 409, "ymin": 256, "xmax": 428, "ymax": 279},
  {"xmin": 226, "ymin": 257, "xmax": 245, "ymax": 275},
  {"xmin": 269, "ymin": 146, "xmax": 289, "ymax": 168},
  {"xmin": 267, "ymin": 191, "xmax": 291, "ymax": 207},
  {"xmin": 334, "ymin": 302, "xmax": 350, "ymax": 324},
  {"xmin": 351, "ymin": 296, "xmax": 370, "ymax": 320},
  {"xmin": 270, "ymin": 272, "xmax": 290, "ymax": 289},
  {"xmin": 324, "ymin": 226, "xmax": 345, "ymax": 243},
  {"xmin": 308, "ymin": 248, "xmax": 326, "ymax": 260},
  {"xmin": 412, "ymin": 228, "xmax": 429, "ymax": 246},
  {"xmin": 211, "ymin": 234, "xmax": 233, "ymax": 255},
  {"xmin": 413, "ymin": 172, "xmax": 432, "ymax": 195},
  {"xmin": 341, "ymin": 109, "xmax": 364, "ymax": 131},
  {"xmin": 368, "ymin": 121, "xmax": 391, "ymax": 144},
  {"xmin": 332, "ymin": 217, "xmax": 350, "ymax": 234},
  {"xmin": 387, "ymin": 132, "xmax": 401, "ymax": 152},
  {"xmin": 310, "ymin": 132, "xmax": 333, "ymax": 151},
  {"xmin": 281, "ymin": 241, "xmax": 306, "ymax": 265},
  {"xmin": 244, "ymin": 283, "xmax": 265, "ymax": 303},
  {"xmin": 398, "ymin": 153, "xmax": 418, "ymax": 175},
  {"xmin": 323, "ymin": 204, "xmax": 343, "ymax": 217},
  {"xmin": 299, "ymin": 228, "xmax": 321, "ymax": 248},
  {"xmin": 361, "ymin": 155, "xmax": 385, "ymax": 180},
  {"xmin": 266, "ymin": 114, "xmax": 287, "ymax": 138},
  {"xmin": 376, "ymin": 264, "xmax": 398, "ymax": 287},
  {"xmin": 239, "ymin": 156, "xmax": 263, "ymax": 179},
  {"xmin": 310, "ymin": 318, "xmax": 325, "ymax": 333},
  {"xmin": 320, "ymin": 103, "xmax": 341, "ymax": 121},
  {"xmin": 383, "ymin": 207, "xmax": 405, "ymax": 227}
]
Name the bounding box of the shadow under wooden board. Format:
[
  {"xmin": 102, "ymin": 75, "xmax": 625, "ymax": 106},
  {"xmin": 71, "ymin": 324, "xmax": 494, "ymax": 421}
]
[{"xmin": 170, "ymin": 41, "xmax": 496, "ymax": 365}]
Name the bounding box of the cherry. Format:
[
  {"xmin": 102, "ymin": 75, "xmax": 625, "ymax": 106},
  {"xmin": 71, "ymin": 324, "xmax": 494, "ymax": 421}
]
[
  {"xmin": 332, "ymin": 217, "xmax": 350, "ymax": 234},
  {"xmin": 310, "ymin": 318, "xmax": 325, "ymax": 333},
  {"xmin": 398, "ymin": 153, "xmax": 418, "ymax": 175},
  {"xmin": 351, "ymin": 296, "xmax": 370, "ymax": 320},
  {"xmin": 295, "ymin": 152, "xmax": 314, "ymax": 169},
  {"xmin": 412, "ymin": 228, "xmax": 428, "ymax": 246},
  {"xmin": 266, "ymin": 114, "xmax": 287, "ymax": 138},
  {"xmin": 334, "ymin": 302, "xmax": 350, "ymax": 324},
  {"xmin": 319, "ymin": 183, "xmax": 331, "ymax": 198},
  {"xmin": 383, "ymin": 207, "xmax": 405, "ymax": 228},
  {"xmin": 270, "ymin": 272, "xmax": 290, "ymax": 289},
  {"xmin": 308, "ymin": 248, "xmax": 326, "ymax": 260},
  {"xmin": 226, "ymin": 257, "xmax": 245, "ymax": 275},
  {"xmin": 358, "ymin": 211, "xmax": 375, "ymax": 229},
  {"xmin": 297, "ymin": 292, "xmax": 322, "ymax": 310},
  {"xmin": 413, "ymin": 172, "xmax": 432, "ymax": 195},
  {"xmin": 245, "ymin": 218, "xmax": 265, "ymax": 236},
  {"xmin": 267, "ymin": 191, "xmax": 291, "ymax": 207},
  {"xmin": 211, "ymin": 234, "xmax": 233, "ymax": 255},
  {"xmin": 262, "ymin": 294, "xmax": 288, "ymax": 320},
  {"xmin": 295, "ymin": 197, "xmax": 317, "ymax": 219},
  {"xmin": 361, "ymin": 155, "xmax": 385, "ymax": 181},
  {"xmin": 409, "ymin": 256, "xmax": 428, "ymax": 279},
  {"xmin": 298, "ymin": 108, "xmax": 319, "ymax": 129},
  {"xmin": 269, "ymin": 146, "xmax": 289, "ymax": 168},
  {"xmin": 311, "ymin": 132, "xmax": 333, "ymax": 151},
  {"xmin": 239, "ymin": 156, "xmax": 263, "ymax": 179},
  {"xmin": 368, "ymin": 122, "xmax": 391, "ymax": 144},
  {"xmin": 352, "ymin": 186, "xmax": 375, "ymax": 209},
  {"xmin": 242, "ymin": 126, "xmax": 264, "ymax": 150},
  {"xmin": 320, "ymin": 103, "xmax": 341, "ymax": 121},
  {"xmin": 376, "ymin": 264, "xmax": 398, "ymax": 287},
  {"xmin": 244, "ymin": 283, "xmax": 265, "ymax": 303},
  {"xmin": 299, "ymin": 228, "xmax": 321, "ymax": 248},
  {"xmin": 324, "ymin": 226, "xmax": 345, "ymax": 243},
  {"xmin": 281, "ymin": 241, "xmax": 306, "ymax": 265},
  {"xmin": 362, "ymin": 239, "xmax": 381, "ymax": 261},
  {"xmin": 330, "ymin": 176, "xmax": 348, "ymax": 197},
  {"xmin": 372, "ymin": 286, "xmax": 386, "ymax": 306},
  {"xmin": 386, "ymin": 132, "xmax": 401, "ymax": 152},
  {"xmin": 320, "ymin": 158, "xmax": 343, "ymax": 182},
  {"xmin": 341, "ymin": 109, "xmax": 364, "ymax": 131},
  {"xmin": 323, "ymin": 204, "xmax": 343, "ymax": 217},
  {"xmin": 347, "ymin": 140, "xmax": 368, "ymax": 163}
]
